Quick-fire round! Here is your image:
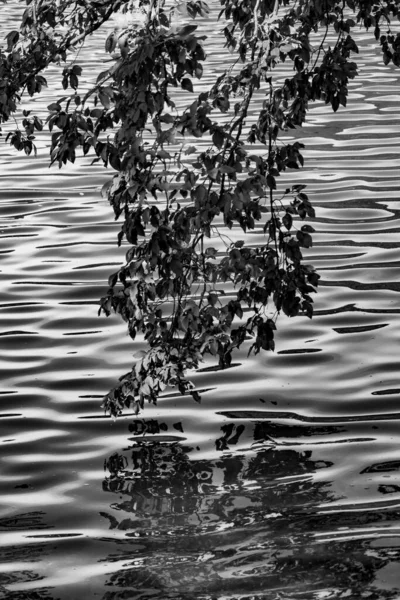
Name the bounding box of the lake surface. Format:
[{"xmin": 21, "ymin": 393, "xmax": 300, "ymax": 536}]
[{"xmin": 1, "ymin": 3, "xmax": 400, "ymax": 599}]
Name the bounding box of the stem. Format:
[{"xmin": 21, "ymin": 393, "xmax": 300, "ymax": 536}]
[
  {"xmin": 32, "ymin": 0, "xmax": 37, "ymax": 26},
  {"xmin": 253, "ymin": 0, "xmax": 261, "ymax": 38}
]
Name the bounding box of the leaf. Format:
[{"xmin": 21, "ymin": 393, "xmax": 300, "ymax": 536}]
[
  {"xmin": 301, "ymin": 224, "xmax": 315, "ymax": 233},
  {"xmin": 331, "ymin": 95, "xmax": 340, "ymax": 112},
  {"xmin": 181, "ymin": 78, "xmax": 193, "ymax": 92},
  {"xmin": 101, "ymin": 180, "xmax": 113, "ymax": 198},
  {"xmin": 267, "ymin": 174, "xmax": 276, "ymax": 189},
  {"xmin": 235, "ymin": 304, "xmax": 243, "ymax": 319},
  {"xmin": 69, "ymin": 73, "xmax": 78, "ymax": 90},
  {"xmin": 212, "ymin": 129, "xmax": 224, "ymax": 149},
  {"xmin": 298, "ymin": 192, "xmax": 309, "ymax": 201},
  {"xmin": 6, "ymin": 30, "xmax": 19, "ymax": 52},
  {"xmin": 194, "ymin": 184, "xmax": 207, "ymax": 205},
  {"xmin": 118, "ymin": 33, "xmax": 129, "ymax": 57},
  {"xmin": 128, "ymin": 322, "xmax": 136, "ymax": 340},
  {"xmin": 208, "ymin": 293, "xmax": 218, "ymax": 306},
  {"xmin": 157, "ymin": 149, "xmax": 171, "ymax": 159},
  {"xmin": 108, "ymin": 271, "xmax": 119, "ymax": 287},
  {"xmin": 109, "ymin": 151, "xmax": 121, "ymax": 171},
  {"xmin": 292, "ymin": 184, "xmax": 306, "ymax": 193},
  {"xmin": 195, "ymin": 64, "xmax": 203, "ymax": 79},
  {"xmin": 220, "ymin": 165, "xmax": 235, "ymax": 174},
  {"xmin": 306, "ymin": 204, "xmax": 316, "ymax": 218},
  {"xmin": 283, "ymin": 212, "xmax": 292, "ymax": 230},
  {"xmin": 191, "ymin": 390, "xmax": 201, "ymax": 403},
  {"xmin": 170, "ymin": 257, "xmax": 183, "ymax": 277},
  {"xmin": 33, "ymin": 116, "xmax": 43, "ymax": 131},
  {"xmin": 302, "ymin": 300, "xmax": 313, "ymax": 319},
  {"xmin": 297, "ymin": 231, "xmax": 313, "ymax": 248},
  {"xmin": 90, "ymin": 108, "xmax": 103, "ymax": 118},
  {"xmin": 308, "ymin": 272, "xmax": 320, "ymax": 287},
  {"xmin": 105, "ymin": 32, "xmax": 116, "ymax": 53},
  {"xmin": 208, "ymin": 339, "xmax": 218, "ymax": 355},
  {"xmin": 47, "ymin": 102, "xmax": 62, "ymax": 112},
  {"xmin": 207, "ymin": 167, "xmax": 219, "ymax": 180},
  {"xmin": 176, "ymin": 24, "xmax": 198, "ymax": 37},
  {"xmin": 96, "ymin": 69, "xmax": 110, "ymax": 84},
  {"xmin": 98, "ymin": 90, "xmax": 111, "ymax": 109}
]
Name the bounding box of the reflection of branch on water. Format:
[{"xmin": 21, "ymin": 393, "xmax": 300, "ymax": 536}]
[
  {"xmin": 215, "ymin": 423, "xmax": 246, "ymax": 450},
  {"xmin": 100, "ymin": 419, "xmax": 400, "ymax": 600},
  {"xmin": 102, "ymin": 420, "xmax": 337, "ymax": 543}
]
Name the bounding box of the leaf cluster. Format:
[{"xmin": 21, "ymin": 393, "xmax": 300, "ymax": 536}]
[{"xmin": 1, "ymin": 0, "xmax": 399, "ymax": 415}]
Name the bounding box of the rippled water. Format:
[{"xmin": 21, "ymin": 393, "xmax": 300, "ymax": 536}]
[{"xmin": 2, "ymin": 3, "xmax": 400, "ymax": 599}]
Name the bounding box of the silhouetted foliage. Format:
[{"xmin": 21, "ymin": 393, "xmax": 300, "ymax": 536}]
[{"xmin": 2, "ymin": 0, "xmax": 400, "ymax": 414}]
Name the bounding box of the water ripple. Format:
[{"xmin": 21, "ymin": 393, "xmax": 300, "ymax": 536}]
[{"xmin": 1, "ymin": 0, "xmax": 400, "ymax": 597}]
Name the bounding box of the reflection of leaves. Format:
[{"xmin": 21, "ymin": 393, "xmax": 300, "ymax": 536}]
[
  {"xmin": 100, "ymin": 429, "xmax": 400, "ymax": 600},
  {"xmin": 378, "ymin": 484, "xmax": 400, "ymax": 494},
  {"xmin": 99, "ymin": 511, "xmax": 119, "ymax": 529},
  {"xmin": 215, "ymin": 423, "xmax": 245, "ymax": 450},
  {"xmin": 0, "ymin": 511, "xmax": 49, "ymax": 531},
  {"xmin": 102, "ymin": 434, "xmax": 334, "ymax": 524},
  {"xmin": 254, "ymin": 420, "xmax": 345, "ymax": 441},
  {"xmin": 128, "ymin": 419, "xmax": 168, "ymax": 436},
  {"xmin": 361, "ymin": 460, "xmax": 400, "ymax": 474}
]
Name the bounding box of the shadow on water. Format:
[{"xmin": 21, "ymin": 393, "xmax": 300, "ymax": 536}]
[{"xmin": 99, "ymin": 419, "xmax": 400, "ymax": 600}]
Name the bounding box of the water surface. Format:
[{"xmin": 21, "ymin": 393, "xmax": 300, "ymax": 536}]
[{"xmin": 1, "ymin": 4, "xmax": 400, "ymax": 599}]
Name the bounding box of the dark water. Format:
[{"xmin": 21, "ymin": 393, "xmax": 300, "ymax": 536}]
[{"xmin": 1, "ymin": 3, "xmax": 400, "ymax": 599}]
